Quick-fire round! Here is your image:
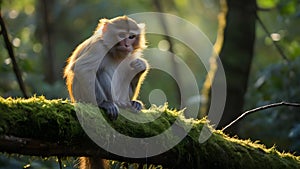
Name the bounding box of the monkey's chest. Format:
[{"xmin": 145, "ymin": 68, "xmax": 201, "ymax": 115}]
[
  {"xmin": 101, "ymin": 58, "xmax": 132, "ymax": 79},
  {"xmin": 97, "ymin": 61, "xmax": 133, "ymax": 102}
]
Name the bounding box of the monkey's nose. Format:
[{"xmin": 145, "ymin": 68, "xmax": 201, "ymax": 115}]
[
  {"xmin": 118, "ymin": 39, "xmax": 127, "ymax": 47},
  {"xmin": 124, "ymin": 39, "xmax": 130, "ymax": 46}
]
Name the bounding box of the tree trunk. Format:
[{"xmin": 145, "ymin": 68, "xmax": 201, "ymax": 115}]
[
  {"xmin": 38, "ymin": 0, "xmax": 56, "ymax": 83},
  {"xmin": 217, "ymin": 0, "xmax": 257, "ymax": 134}
]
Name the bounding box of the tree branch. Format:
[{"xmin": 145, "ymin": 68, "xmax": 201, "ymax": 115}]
[
  {"xmin": 0, "ymin": 97, "xmax": 299, "ymax": 169},
  {"xmin": 222, "ymin": 101, "xmax": 300, "ymax": 131},
  {"xmin": 0, "ymin": 12, "xmax": 28, "ymax": 98},
  {"xmin": 256, "ymin": 14, "xmax": 290, "ymax": 62}
]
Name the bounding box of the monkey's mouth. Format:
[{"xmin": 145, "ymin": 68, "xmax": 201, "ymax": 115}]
[{"xmin": 116, "ymin": 46, "xmax": 133, "ymax": 53}]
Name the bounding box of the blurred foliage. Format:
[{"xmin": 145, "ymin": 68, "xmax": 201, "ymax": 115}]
[
  {"xmin": 241, "ymin": 0, "xmax": 300, "ymax": 155},
  {"xmin": 0, "ymin": 0, "xmax": 300, "ymax": 168},
  {"xmin": 0, "ymin": 0, "xmax": 217, "ymax": 100},
  {"xmin": 0, "ymin": 0, "xmax": 218, "ymax": 168},
  {"xmin": 0, "ymin": 156, "xmax": 74, "ymax": 169},
  {"xmin": 241, "ymin": 57, "xmax": 300, "ymax": 153}
]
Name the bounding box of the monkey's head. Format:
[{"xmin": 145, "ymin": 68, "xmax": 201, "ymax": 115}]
[{"xmin": 95, "ymin": 16, "xmax": 146, "ymax": 57}]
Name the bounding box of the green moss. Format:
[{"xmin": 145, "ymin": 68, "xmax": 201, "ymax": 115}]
[
  {"xmin": 0, "ymin": 96, "xmax": 82, "ymax": 142},
  {"xmin": 0, "ymin": 96, "xmax": 299, "ymax": 168}
]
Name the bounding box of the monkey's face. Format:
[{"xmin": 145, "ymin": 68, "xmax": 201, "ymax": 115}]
[
  {"xmin": 115, "ymin": 32, "xmax": 137, "ymax": 55},
  {"xmin": 102, "ymin": 18, "xmax": 143, "ymax": 57}
]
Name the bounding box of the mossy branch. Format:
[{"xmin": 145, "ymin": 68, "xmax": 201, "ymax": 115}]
[{"xmin": 0, "ymin": 96, "xmax": 299, "ymax": 169}]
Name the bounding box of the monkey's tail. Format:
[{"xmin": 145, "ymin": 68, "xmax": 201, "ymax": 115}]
[{"xmin": 79, "ymin": 157, "xmax": 109, "ymax": 169}]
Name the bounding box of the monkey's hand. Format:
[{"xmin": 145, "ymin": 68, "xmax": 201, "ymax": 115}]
[
  {"xmin": 99, "ymin": 101, "xmax": 119, "ymax": 120},
  {"xmin": 116, "ymin": 101, "xmax": 142, "ymax": 113},
  {"xmin": 130, "ymin": 58, "xmax": 147, "ymax": 72}
]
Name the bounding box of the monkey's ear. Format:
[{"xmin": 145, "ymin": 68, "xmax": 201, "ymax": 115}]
[
  {"xmin": 137, "ymin": 23, "xmax": 145, "ymax": 30},
  {"xmin": 99, "ymin": 18, "xmax": 110, "ymax": 32},
  {"xmin": 94, "ymin": 18, "xmax": 110, "ymax": 35},
  {"xmin": 99, "ymin": 18, "xmax": 110, "ymax": 27}
]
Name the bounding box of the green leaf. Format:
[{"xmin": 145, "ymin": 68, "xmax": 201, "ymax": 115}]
[
  {"xmin": 257, "ymin": 0, "xmax": 279, "ymax": 8},
  {"xmin": 279, "ymin": 0, "xmax": 297, "ymax": 15}
]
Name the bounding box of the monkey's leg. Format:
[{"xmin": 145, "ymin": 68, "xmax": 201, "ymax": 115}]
[
  {"xmin": 99, "ymin": 101, "xmax": 119, "ymax": 120},
  {"xmin": 96, "ymin": 71, "xmax": 119, "ymax": 120}
]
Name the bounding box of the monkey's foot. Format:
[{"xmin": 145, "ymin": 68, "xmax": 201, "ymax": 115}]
[
  {"xmin": 99, "ymin": 101, "xmax": 119, "ymax": 120},
  {"xmin": 131, "ymin": 100, "xmax": 143, "ymax": 112}
]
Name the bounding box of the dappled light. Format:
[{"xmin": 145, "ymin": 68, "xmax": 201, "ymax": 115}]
[{"xmin": 0, "ymin": 0, "xmax": 300, "ymax": 168}]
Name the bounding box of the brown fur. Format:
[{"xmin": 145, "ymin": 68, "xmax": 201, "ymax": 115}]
[{"xmin": 79, "ymin": 157, "xmax": 108, "ymax": 169}]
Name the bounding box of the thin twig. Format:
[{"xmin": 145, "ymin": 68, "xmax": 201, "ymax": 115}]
[
  {"xmin": 256, "ymin": 14, "xmax": 290, "ymax": 62},
  {"xmin": 58, "ymin": 156, "xmax": 63, "ymax": 169},
  {"xmin": 0, "ymin": 11, "xmax": 28, "ymax": 98},
  {"xmin": 200, "ymin": 0, "xmax": 228, "ymax": 117},
  {"xmin": 222, "ymin": 101, "xmax": 300, "ymax": 131}
]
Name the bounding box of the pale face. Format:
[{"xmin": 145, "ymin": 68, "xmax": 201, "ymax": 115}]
[
  {"xmin": 102, "ymin": 18, "xmax": 142, "ymax": 57},
  {"xmin": 115, "ymin": 32, "xmax": 137, "ymax": 54}
]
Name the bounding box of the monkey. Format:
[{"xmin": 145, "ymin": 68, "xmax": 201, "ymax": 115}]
[
  {"xmin": 63, "ymin": 16, "xmax": 149, "ymax": 169},
  {"xmin": 64, "ymin": 16, "xmax": 148, "ymax": 119}
]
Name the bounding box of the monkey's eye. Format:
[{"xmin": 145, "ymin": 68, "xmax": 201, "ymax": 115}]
[{"xmin": 128, "ymin": 34, "xmax": 136, "ymax": 39}]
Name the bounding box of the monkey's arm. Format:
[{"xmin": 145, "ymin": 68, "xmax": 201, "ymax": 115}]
[
  {"xmin": 72, "ymin": 40, "xmax": 108, "ymax": 105},
  {"xmin": 96, "ymin": 71, "xmax": 119, "ymax": 120},
  {"xmin": 129, "ymin": 58, "xmax": 149, "ymax": 100},
  {"xmin": 127, "ymin": 57, "xmax": 148, "ymax": 111}
]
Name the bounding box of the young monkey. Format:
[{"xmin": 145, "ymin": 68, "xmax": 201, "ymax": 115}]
[
  {"xmin": 64, "ymin": 16, "xmax": 148, "ymax": 120},
  {"xmin": 64, "ymin": 16, "xmax": 149, "ymax": 168}
]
